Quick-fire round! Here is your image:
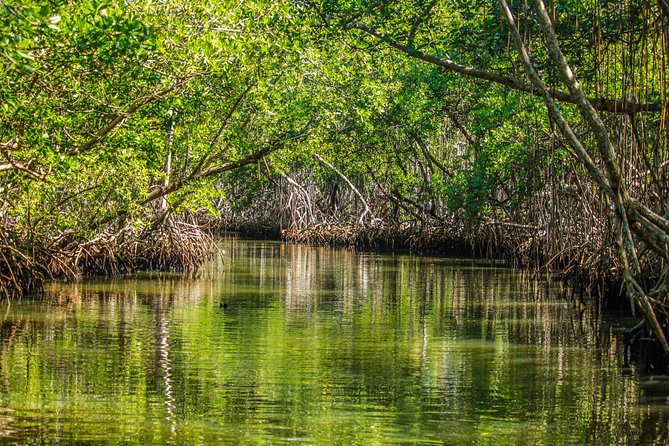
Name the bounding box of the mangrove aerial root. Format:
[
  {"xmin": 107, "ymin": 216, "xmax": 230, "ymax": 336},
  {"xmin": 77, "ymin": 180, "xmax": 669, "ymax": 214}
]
[
  {"xmin": 0, "ymin": 214, "xmax": 218, "ymax": 298},
  {"xmin": 73, "ymin": 218, "xmax": 216, "ymax": 276}
]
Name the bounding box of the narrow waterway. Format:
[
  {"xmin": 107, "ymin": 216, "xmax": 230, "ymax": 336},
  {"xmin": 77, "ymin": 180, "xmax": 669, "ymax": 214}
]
[{"xmin": 0, "ymin": 239, "xmax": 666, "ymax": 444}]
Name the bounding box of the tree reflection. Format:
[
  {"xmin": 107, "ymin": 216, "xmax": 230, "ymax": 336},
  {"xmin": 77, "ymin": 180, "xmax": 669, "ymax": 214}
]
[{"xmin": 0, "ymin": 239, "xmax": 664, "ymax": 444}]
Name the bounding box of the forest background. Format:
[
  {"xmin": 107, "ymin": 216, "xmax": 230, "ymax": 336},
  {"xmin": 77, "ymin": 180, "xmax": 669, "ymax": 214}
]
[{"xmin": 2, "ymin": 0, "xmax": 668, "ymax": 356}]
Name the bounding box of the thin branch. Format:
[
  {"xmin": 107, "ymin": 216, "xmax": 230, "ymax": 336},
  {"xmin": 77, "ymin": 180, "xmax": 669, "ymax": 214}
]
[
  {"xmin": 407, "ymin": 0, "xmax": 438, "ymax": 47},
  {"xmin": 367, "ymin": 168, "xmax": 425, "ymax": 223},
  {"xmin": 186, "ymin": 81, "xmax": 259, "ymax": 179},
  {"xmin": 314, "ymin": 153, "xmax": 375, "ymax": 226},
  {"xmin": 443, "ymin": 107, "xmax": 476, "ymax": 148},
  {"xmin": 142, "ymin": 117, "xmax": 316, "ymax": 205},
  {"xmin": 659, "ymin": 0, "xmax": 669, "ymax": 25},
  {"xmin": 69, "ymin": 78, "xmax": 190, "ymax": 156},
  {"xmin": 207, "ymin": 81, "xmax": 256, "ymax": 150},
  {"xmin": 409, "ymin": 129, "xmax": 453, "ymax": 178},
  {"xmin": 0, "ymin": 160, "xmax": 45, "ymax": 181}
]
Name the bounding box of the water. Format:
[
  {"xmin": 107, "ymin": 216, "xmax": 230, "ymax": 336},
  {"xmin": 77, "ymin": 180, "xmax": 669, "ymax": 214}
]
[{"xmin": 0, "ymin": 239, "xmax": 666, "ymax": 444}]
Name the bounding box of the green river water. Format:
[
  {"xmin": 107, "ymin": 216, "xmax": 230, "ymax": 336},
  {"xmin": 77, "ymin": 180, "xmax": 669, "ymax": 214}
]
[{"xmin": 0, "ymin": 239, "xmax": 667, "ymax": 444}]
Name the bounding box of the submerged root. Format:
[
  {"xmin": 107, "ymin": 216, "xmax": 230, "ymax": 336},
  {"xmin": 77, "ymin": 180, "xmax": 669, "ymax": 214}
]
[
  {"xmin": 281, "ymin": 223, "xmax": 514, "ymax": 261},
  {"xmin": 624, "ymin": 319, "xmax": 669, "ymax": 374},
  {"xmin": 281, "ymin": 225, "xmax": 361, "ymax": 247},
  {"xmin": 280, "ymin": 221, "xmax": 626, "ymax": 300}
]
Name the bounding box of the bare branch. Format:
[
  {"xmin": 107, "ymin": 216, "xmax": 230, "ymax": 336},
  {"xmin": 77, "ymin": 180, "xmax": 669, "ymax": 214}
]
[
  {"xmin": 314, "ymin": 153, "xmax": 375, "ymax": 226},
  {"xmin": 207, "ymin": 81, "xmax": 256, "ymax": 150},
  {"xmin": 142, "ymin": 117, "xmax": 316, "ymax": 205}
]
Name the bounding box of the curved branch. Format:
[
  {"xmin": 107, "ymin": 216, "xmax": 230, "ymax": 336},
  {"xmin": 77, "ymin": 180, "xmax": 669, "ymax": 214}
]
[
  {"xmin": 407, "ymin": 0, "xmax": 438, "ymax": 47},
  {"xmin": 70, "ymin": 78, "xmax": 191, "ymax": 156},
  {"xmin": 347, "ymin": 23, "xmax": 664, "ymax": 114},
  {"xmin": 314, "ymin": 153, "xmax": 376, "ymax": 226},
  {"xmin": 142, "ymin": 118, "xmax": 315, "ymax": 205}
]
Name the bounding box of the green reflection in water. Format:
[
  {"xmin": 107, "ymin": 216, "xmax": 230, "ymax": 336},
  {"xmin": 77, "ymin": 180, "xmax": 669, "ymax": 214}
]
[{"xmin": 0, "ymin": 239, "xmax": 666, "ymax": 444}]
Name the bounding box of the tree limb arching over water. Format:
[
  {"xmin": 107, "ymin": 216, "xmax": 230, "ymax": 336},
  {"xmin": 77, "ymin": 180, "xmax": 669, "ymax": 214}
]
[{"xmin": 1, "ymin": 0, "xmax": 668, "ymax": 369}]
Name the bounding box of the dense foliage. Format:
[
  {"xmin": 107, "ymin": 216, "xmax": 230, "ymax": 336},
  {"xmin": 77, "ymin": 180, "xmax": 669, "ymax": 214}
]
[
  {"xmin": 1, "ymin": 0, "xmax": 668, "ymax": 358},
  {"xmin": 1, "ymin": 0, "xmax": 317, "ymax": 291}
]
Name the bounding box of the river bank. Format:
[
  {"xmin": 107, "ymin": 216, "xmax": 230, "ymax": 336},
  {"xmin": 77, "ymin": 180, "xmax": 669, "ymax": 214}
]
[
  {"xmin": 1, "ymin": 213, "xmax": 664, "ymax": 372},
  {"xmin": 227, "ymin": 221, "xmax": 628, "ymax": 303}
]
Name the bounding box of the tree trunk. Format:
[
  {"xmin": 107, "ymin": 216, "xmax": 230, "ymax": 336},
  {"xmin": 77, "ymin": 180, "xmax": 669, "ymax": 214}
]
[{"xmin": 499, "ymin": 0, "xmax": 669, "ymax": 355}]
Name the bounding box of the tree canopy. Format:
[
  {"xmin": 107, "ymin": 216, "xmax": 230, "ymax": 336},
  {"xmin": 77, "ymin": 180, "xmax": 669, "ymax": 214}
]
[{"xmin": 1, "ymin": 0, "xmax": 668, "ymax": 354}]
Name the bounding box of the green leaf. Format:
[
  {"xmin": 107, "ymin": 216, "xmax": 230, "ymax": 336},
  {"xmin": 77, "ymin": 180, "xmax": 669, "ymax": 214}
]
[
  {"xmin": 16, "ymin": 51, "xmax": 34, "ymax": 60},
  {"xmin": 20, "ymin": 64, "xmax": 36, "ymax": 74}
]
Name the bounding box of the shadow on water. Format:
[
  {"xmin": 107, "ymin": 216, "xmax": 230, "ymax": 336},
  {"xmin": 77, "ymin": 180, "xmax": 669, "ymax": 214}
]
[{"xmin": 0, "ymin": 238, "xmax": 666, "ymax": 444}]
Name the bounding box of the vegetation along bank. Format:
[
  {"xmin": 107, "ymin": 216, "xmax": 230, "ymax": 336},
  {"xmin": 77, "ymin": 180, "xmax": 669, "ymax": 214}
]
[{"xmin": 2, "ymin": 1, "xmax": 668, "ymax": 367}]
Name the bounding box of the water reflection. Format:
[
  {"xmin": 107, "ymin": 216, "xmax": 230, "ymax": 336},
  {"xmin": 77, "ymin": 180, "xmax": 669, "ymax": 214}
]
[{"xmin": 0, "ymin": 239, "xmax": 665, "ymax": 444}]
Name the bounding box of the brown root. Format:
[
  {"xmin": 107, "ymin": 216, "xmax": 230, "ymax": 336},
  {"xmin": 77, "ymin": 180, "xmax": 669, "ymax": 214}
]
[{"xmin": 0, "ymin": 213, "xmax": 217, "ymax": 297}]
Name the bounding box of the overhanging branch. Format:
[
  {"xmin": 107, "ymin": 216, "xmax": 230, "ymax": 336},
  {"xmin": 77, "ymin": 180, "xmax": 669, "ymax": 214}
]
[
  {"xmin": 70, "ymin": 78, "xmax": 191, "ymax": 156},
  {"xmin": 347, "ymin": 23, "xmax": 664, "ymax": 114},
  {"xmin": 142, "ymin": 117, "xmax": 316, "ymax": 205}
]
